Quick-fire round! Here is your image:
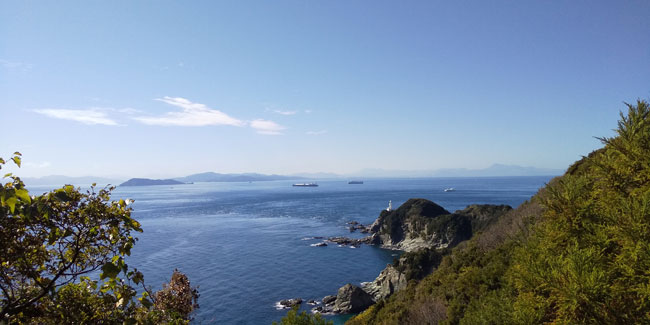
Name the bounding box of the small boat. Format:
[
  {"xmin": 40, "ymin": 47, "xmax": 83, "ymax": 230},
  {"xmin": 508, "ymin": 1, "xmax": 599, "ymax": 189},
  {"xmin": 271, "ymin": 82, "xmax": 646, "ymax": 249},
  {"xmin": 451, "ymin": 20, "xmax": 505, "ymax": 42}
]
[
  {"xmin": 293, "ymin": 183, "xmax": 318, "ymax": 187},
  {"xmin": 348, "ymin": 181, "xmax": 364, "ymax": 184},
  {"xmin": 444, "ymin": 187, "xmax": 456, "ymax": 192}
]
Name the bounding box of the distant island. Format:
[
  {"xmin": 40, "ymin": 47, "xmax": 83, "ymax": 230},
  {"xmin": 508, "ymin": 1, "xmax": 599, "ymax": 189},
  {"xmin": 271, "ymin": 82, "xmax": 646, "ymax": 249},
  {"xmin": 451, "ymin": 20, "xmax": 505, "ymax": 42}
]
[{"xmin": 119, "ymin": 178, "xmax": 186, "ymax": 186}]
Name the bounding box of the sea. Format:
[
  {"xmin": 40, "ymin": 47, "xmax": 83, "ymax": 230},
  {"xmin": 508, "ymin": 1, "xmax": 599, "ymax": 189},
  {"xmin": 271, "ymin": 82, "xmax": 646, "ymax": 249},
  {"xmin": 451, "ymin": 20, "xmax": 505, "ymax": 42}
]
[{"xmin": 30, "ymin": 176, "xmax": 553, "ymax": 324}]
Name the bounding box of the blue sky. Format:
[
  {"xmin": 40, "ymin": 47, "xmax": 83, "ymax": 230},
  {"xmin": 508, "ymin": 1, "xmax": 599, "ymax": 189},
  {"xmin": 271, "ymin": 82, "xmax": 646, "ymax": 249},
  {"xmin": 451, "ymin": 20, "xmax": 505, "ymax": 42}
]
[{"xmin": 1, "ymin": 1, "xmax": 649, "ymax": 178}]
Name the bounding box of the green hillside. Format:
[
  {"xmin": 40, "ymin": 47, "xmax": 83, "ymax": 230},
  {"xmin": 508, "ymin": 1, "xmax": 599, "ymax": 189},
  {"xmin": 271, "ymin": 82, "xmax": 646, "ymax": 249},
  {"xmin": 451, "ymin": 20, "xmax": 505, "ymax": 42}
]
[{"xmin": 348, "ymin": 99, "xmax": 650, "ymax": 324}]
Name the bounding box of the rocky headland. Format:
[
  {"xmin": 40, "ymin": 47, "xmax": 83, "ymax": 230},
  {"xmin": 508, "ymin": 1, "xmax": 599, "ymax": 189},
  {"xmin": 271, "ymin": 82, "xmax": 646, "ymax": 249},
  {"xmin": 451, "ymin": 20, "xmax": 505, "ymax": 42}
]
[{"xmin": 301, "ymin": 199, "xmax": 513, "ymax": 314}]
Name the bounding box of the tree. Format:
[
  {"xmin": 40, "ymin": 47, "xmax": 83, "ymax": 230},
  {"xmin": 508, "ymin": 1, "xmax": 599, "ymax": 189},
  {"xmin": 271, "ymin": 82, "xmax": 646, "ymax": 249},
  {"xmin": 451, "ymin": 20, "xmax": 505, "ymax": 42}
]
[
  {"xmin": 273, "ymin": 307, "xmax": 333, "ymax": 325},
  {"xmin": 0, "ymin": 152, "xmax": 198, "ymax": 323}
]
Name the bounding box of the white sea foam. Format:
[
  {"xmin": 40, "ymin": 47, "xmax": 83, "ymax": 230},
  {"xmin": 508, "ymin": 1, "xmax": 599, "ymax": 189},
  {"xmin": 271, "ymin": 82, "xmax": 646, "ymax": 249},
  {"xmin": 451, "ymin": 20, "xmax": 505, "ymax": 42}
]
[
  {"xmin": 302, "ymin": 236, "xmax": 324, "ymax": 241},
  {"xmin": 312, "ymin": 309, "xmax": 335, "ymax": 315}
]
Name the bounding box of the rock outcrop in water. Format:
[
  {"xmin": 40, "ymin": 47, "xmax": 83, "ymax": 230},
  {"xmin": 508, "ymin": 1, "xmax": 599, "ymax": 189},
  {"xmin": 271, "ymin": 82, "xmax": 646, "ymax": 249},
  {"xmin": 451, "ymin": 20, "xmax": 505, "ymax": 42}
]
[
  {"xmin": 363, "ymin": 247, "xmax": 445, "ymax": 301},
  {"xmin": 276, "ymin": 298, "xmax": 303, "ymax": 310},
  {"xmin": 333, "ymin": 284, "xmax": 375, "ymax": 314},
  {"xmin": 362, "ymin": 264, "xmax": 407, "ymax": 301},
  {"xmin": 326, "ymin": 236, "xmax": 372, "ymax": 246}
]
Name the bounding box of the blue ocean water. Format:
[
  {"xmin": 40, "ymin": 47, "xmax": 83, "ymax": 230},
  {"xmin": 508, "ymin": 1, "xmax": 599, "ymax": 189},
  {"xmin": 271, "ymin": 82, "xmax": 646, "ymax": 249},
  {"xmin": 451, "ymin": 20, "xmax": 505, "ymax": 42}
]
[{"xmin": 30, "ymin": 176, "xmax": 553, "ymax": 324}]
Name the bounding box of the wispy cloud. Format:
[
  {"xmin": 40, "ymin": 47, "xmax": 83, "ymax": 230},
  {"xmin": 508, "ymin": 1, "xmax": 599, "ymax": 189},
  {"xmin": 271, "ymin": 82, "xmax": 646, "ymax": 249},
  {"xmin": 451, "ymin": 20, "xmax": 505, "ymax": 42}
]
[
  {"xmin": 306, "ymin": 130, "xmax": 327, "ymax": 135},
  {"xmin": 273, "ymin": 110, "xmax": 297, "ymax": 116},
  {"xmin": 33, "ymin": 109, "xmax": 118, "ymax": 125},
  {"xmin": 24, "ymin": 161, "xmax": 51, "ymax": 168},
  {"xmin": 0, "ymin": 59, "xmax": 33, "ymax": 71},
  {"xmin": 116, "ymin": 108, "xmax": 141, "ymax": 114},
  {"xmin": 134, "ymin": 97, "xmax": 245, "ymax": 127},
  {"xmin": 250, "ymin": 119, "xmax": 285, "ymax": 135}
]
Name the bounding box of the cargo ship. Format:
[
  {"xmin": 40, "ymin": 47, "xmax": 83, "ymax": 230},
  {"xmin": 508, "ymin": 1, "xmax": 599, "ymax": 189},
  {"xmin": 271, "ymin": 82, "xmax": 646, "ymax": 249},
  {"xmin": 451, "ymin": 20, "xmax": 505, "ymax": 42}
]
[
  {"xmin": 348, "ymin": 181, "xmax": 364, "ymax": 184},
  {"xmin": 292, "ymin": 183, "xmax": 319, "ymax": 187}
]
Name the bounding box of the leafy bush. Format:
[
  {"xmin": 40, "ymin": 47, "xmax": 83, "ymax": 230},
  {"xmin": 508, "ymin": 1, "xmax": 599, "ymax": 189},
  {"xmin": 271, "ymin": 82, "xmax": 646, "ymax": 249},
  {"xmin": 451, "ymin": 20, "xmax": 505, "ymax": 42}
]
[
  {"xmin": 0, "ymin": 153, "xmax": 198, "ymax": 323},
  {"xmin": 274, "ymin": 307, "xmax": 333, "ymax": 325}
]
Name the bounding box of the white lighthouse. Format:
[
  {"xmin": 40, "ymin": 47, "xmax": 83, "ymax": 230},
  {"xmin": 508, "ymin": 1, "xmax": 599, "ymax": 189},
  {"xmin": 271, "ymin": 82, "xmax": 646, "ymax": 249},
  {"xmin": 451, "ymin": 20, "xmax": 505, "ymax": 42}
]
[{"xmin": 387, "ymin": 200, "xmax": 392, "ymax": 211}]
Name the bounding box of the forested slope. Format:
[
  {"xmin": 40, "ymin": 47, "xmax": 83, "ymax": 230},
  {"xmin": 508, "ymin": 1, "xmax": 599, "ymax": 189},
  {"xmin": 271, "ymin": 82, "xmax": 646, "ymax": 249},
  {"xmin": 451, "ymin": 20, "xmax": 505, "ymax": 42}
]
[{"xmin": 349, "ymin": 99, "xmax": 650, "ymax": 324}]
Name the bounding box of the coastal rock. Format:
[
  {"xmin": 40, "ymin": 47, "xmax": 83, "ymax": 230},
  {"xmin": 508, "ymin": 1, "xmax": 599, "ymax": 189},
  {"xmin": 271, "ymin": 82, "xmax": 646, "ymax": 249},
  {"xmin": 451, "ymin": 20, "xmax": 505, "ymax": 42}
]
[
  {"xmin": 327, "ymin": 236, "xmax": 372, "ymax": 247},
  {"xmin": 278, "ymin": 298, "xmax": 302, "ymax": 309},
  {"xmin": 362, "ymin": 264, "xmax": 408, "ymax": 301},
  {"xmin": 364, "ymin": 248, "xmax": 445, "ymax": 301},
  {"xmin": 322, "ymin": 295, "xmax": 336, "ymax": 306},
  {"xmin": 368, "ymin": 199, "xmax": 454, "ymax": 251},
  {"xmin": 346, "ymin": 221, "xmax": 369, "ymax": 233},
  {"xmin": 333, "ymin": 284, "xmax": 375, "ymax": 314},
  {"xmin": 311, "ymin": 242, "xmax": 327, "ymax": 247}
]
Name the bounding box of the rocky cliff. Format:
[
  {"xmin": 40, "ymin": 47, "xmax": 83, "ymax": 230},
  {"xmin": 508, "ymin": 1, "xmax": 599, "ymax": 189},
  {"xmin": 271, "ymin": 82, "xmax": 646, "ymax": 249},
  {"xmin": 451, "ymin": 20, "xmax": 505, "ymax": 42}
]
[
  {"xmin": 362, "ymin": 201, "xmax": 512, "ymax": 301},
  {"xmin": 333, "ymin": 284, "xmax": 375, "ymax": 314},
  {"xmin": 368, "ymin": 199, "xmax": 511, "ymax": 252}
]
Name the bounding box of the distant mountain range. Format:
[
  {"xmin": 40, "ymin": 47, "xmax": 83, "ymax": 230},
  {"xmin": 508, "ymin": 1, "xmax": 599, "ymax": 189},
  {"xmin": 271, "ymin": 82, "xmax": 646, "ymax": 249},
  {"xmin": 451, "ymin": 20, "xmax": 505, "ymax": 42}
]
[
  {"xmin": 351, "ymin": 164, "xmax": 564, "ymax": 178},
  {"xmin": 119, "ymin": 178, "xmax": 185, "ymax": 187},
  {"xmin": 19, "ymin": 164, "xmax": 563, "ymax": 187},
  {"xmin": 431, "ymin": 164, "xmax": 564, "ymax": 177},
  {"xmin": 288, "ymin": 172, "xmax": 342, "ymax": 179},
  {"xmin": 173, "ymin": 172, "xmax": 303, "ymax": 183}
]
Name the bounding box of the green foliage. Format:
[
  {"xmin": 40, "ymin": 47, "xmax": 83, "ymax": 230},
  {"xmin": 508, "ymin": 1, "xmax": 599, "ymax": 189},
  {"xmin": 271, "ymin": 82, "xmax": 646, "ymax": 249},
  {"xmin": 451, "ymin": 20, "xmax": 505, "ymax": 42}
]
[
  {"xmin": 0, "ymin": 153, "xmax": 198, "ymax": 323},
  {"xmin": 153, "ymin": 269, "xmax": 200, "ymax": 321},
  {"xmin": 393, "ymin": 248, "xmax": 445, "ymax": 281},
  {"xmin": 508, "ymin": 99, "xmax": 650, "ymax": 323},
  {"xmin": 274, "ymin": 307, "xmax": 333, "ymax": 325},
  {"xmin": 460, "ymin": 288, "xmax": 514, "ymax": 325},
  {"xmin": 349, "ymin": 239, "xmax": 516, "ymax": 325},
  {"xmin": 424, "ymin": 214, "xmax": 472, "ymax": 244},
  {"xmin": 348, "ymin": 99, "xmax": 650, "ymax": 324}
]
